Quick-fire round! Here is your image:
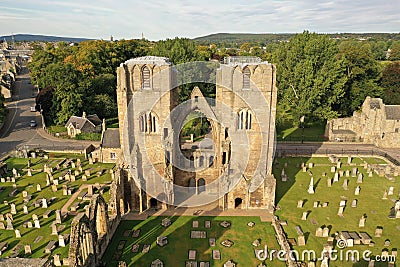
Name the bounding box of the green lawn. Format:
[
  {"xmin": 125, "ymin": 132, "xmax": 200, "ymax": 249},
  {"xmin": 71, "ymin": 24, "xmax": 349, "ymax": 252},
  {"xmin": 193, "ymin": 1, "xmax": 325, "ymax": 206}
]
[
  {"xmin": 0, "ymin": 155, "xmax": 114, "ymax": 259},
  {"xmin": 274, "ymin": 156, "xmax": 400, "ymax": 267},
  {"xmin": 102, "ymin": 216, "xmax": 285, "ymax": 267},
  {"xmin": 277, "ymin": 121, "xmax": 327, "ymax": 142}
]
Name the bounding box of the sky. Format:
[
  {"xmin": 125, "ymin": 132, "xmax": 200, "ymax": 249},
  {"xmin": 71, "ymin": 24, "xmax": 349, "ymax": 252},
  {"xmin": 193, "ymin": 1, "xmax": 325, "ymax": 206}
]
[{"xmin": 0, "ymin": 0, "xmax": 399, "ymax": 41}]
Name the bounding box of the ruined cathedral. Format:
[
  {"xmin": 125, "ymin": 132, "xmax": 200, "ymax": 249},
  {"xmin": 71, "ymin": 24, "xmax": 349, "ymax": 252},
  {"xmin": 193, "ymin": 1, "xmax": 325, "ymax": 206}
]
[{"xmin": 109, "ymin": 56, "xmax": 278, "ymax": 214}]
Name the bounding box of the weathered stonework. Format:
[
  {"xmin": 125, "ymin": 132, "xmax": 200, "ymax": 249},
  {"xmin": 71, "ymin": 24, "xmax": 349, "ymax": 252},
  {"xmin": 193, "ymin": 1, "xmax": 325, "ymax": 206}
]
[
  {"xmin": 113, "ymin": 56, "xmax": 277, "ymax": 213},
  {"xmin": 326, "ymin": 97, "xmax": 400, "ymax": 148}
]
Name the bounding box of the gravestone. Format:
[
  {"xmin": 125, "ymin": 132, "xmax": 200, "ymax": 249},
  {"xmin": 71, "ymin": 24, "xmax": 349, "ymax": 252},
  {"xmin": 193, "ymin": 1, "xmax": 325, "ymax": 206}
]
[
  {"xmin": 330, "ymin": 166, "xmax": 336, "ymax": 173},
  {"xmin": 297, "ymin": 200, "xmax": 304, "ymax": 208},
  {"xmin": 340, "ymin": 200, "xmax": 346, "ymax": 207},
  {"xmin": 302, "ymin": 166, "xmax": 307, "ymax": 172},
  {"xmin": 70, "ymin": 175, "xmax": 75, "ymax": 182},
  {"xmin": 352, "ymin": 168, "xmax": 358, "ymax": 177},
  {"xmin": 327, "ymin": 178, "xmax": 332, "ymax": 187},
  {"xmin": 27, "ymin": 222, "xmax": 32, "ymax": 228},
  {"xmin": 53, "ymin": 179, "xmax": 59, "ymax": 186},
  {"xmin": 22, "ymin": 191, "xmax": 28, "ymax": 198},
  {"xmin": 27, "ymin": 169, "xmax": 32, "ymax": 176},
  {"xmin": 82, "ymin": 175, "xmax": 87, "ymax": 181},
  {"xmin": 87, "ymin": 185, "xmax": 93, "ymax": 196},
  {"xmin": 51, "ymin": 223, "xmax": 58, "ymax": 235},
  {"xmin": 322, "ymin": 227, "xmax": 329, "ymax": 237},
  {"xmin": 308, "ymin": 163, "xmax": 313, "ymax": 169},
  {"xmin": 338, "ymin": 206, "xmax": 344, "ymax": 216},
  {"xmin": 339, "ymin": 170, "xmax": 344, "ymax": 177},
  {"xmin": 348, "ymin": 156, "xmax": 352, "ymax": 164},
  {"xmin": 337, "ymin": 162, "xmax": 341, "ymax": 169},
  {"xmin": 59, "ymin": 235, "xmax": 65, "ymax": 247},
  {"xmin": 71, "ymin": 162, "xmax": 76, "ymax": 169},
  {"xmin": 10, "ymin": 203, "xmax": 16, "ymax": 214},
  {"xmin": 307, "ymin": 177, "xmax": 314, "ymax": 194},
  {"xmin": 374, "ymin": 228, "xmax": 383, "ymax": 237},
  {"xmin": 395, "ymin": 201, "xmax": 400, "ymax": 211},
  {"xmin": 382, "ymin": 190, "xmax": 388, "ymax": 200},
  {"xmin": 24, "ymin": 244, "xmax": 31, "ymax": 255},
  {"xmin": 322, "ymin": 202, "xmax": 328, "ymax": 208},
  {"xmin": 37, "ymin": 184, "xmax": 41, "ymax": 191},
  {"xmin": 15, "ymin": 229, "xmax": 21, "ymax": 238},
  {"xmin": 368, "ymin": 172, "xmax": 373, "ymax": 177},
  {"xmin": 313, "ymin": 201, "xmax": 318, "ymax": 208},
  {"xmin": 51, "ymin": 184, "xmax": 57, "ymax": 192},
  {"xmin": 357, "ymin": 173, "xmax": 363, "ymax": 183},
  {"xmin": 32, "ymin": 214, "xmax": 38, "ymax": 221},
  {"xmin": 351, "ymin": 199, "xmax": 357, "ymax": 208},
  {"xmin": 315, "ymin": 227, "xmax": 323, "ymax": 237},
  {"xmin": 298, "ymin": 235, "xmax": 306, "ymax": 246},
  {"xmin": 0, "ymin": 222, "xmax": 4, "ymax": 229},
  {"xmin": 74, "ymin": 170, "xmax": 79, "ymax": 176},
  {"xmin": 0, "ymin": 214, "xmax": 4, "ymax": 221},
  {"xmin": 55, "ymin": 210, "xmax": 62, "ymax": 224},
  {"xmin": 333, "ymin": 172, "xmax": 339, "ymax": 182},
  {"xmin": 23, "ymin": 205, "xmax": 28, "ymax": 214},
  {"xmin": 355, "ymin": 186, "xmax": 360, "ymax": 196},
  {"xmin": 6, "ymin": 218, "xmax": 13, "ymax": 230},
  {"xmin": 85, "ymin": 170, "xmax": 91, "ymax": 176},
  {"xmin": 301, "ymin": 212, "xmax": 308, "ymax": 221},
  {"xmin": 388, "ymin": 187, "xmax": 394, "ymax": 196},
  {"xmin": 54, "ymin": 254, "xmax": 62, "ymax": 266},
  {"xmin": 343, "ymin": 179, "xmax": 348, "ymax": 190},
  {"xmin": 192, "ymin": 220, "xmax": 199, "ymax": 228},
  {"xmin": 34, "ymin": 219, "xmax": 40, "ymax": 228},
  {"xmin": 345, "ymin": 170, "xmax": 350, "ymax": 177},
  {"xmin": 62, "ymin": 185, "xmax": 68, "ymax": 196},
  {"xmin": 46, "ymin": 178, "xmax": 50, "ymax": 186},
  {"xmin": 359, "ymin": 216, "xmax": 365, "ymax": 227},
  {"xmin": 42, "ymin": 198, "xmax": 48, "ymax": 208}
]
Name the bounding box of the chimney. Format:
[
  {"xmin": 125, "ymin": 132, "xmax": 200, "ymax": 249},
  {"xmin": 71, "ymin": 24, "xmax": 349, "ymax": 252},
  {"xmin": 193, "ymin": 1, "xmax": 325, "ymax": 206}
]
[{"xmin": 82, "ymin": 112, "xmax": 86, "ymax": 119}]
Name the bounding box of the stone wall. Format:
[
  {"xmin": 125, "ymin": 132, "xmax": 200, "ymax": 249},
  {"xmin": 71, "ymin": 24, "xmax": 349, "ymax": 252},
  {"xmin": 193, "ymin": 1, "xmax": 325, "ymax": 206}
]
[{"xmin": 327, "ymin": 97, "xmax": 400, "ymax": 148}]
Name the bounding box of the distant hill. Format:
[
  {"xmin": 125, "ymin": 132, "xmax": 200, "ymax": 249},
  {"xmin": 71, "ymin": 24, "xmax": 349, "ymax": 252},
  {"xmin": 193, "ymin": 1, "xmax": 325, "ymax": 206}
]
[
  {"xmin": 0, "ymin": 34, "xmax": 93, "ymax": 43},
  {"xmin": 193, "ymin": 32, "xmax": 400, "ymax": 45}
]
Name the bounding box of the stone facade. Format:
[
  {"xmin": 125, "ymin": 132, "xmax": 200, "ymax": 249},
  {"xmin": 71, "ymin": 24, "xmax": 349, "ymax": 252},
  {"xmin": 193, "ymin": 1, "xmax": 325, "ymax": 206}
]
[
  {"xmin": 114, "ymin": 56, "xmax": 277, "ymax": 213},
  {"xmin": 326, "ymin": 97, "xmax": 400, "ymax": 148}
]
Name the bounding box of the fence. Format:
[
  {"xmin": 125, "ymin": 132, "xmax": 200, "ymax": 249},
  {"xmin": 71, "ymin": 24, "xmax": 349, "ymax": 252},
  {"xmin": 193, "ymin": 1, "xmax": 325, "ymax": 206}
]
[{"xmin": 276, "ymin": 147, "xmax": 400, "ymax": 167}]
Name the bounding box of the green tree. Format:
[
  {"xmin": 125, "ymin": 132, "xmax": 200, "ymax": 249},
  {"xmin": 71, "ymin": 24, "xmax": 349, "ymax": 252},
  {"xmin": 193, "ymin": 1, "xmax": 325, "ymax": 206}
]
[
  {"xmin": 388, "ymin": 41, "xmax": 400, "ymax": 60},
  {"xmin": 272, "ymin": 31, "xmax": 347, "ymax": 125},
  {"xmin": 338, "ymin": 41, "xmax": 383, "ymax": 115},
  {"xmin": 381, "ymin": 62, "xmax": 400, "ymax": 104}
]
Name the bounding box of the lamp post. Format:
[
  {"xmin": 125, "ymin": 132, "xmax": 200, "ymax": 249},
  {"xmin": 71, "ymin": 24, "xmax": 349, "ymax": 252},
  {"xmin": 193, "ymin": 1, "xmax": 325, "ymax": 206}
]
[{"xmin": 300, "ymin": 115, "xmax": 305, "ymax": 144}]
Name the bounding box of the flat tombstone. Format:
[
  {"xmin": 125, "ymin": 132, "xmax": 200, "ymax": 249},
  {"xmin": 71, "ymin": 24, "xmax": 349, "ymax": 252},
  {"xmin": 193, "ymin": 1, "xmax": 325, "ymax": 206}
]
[
  {"xmin": 24, "ymin": 245, "xmax": 31, "ymax": 255},
  {"xmin": 315, "ymin": 227, "xmax": 323, "ymax": 237},
  {"xmin": 297, "ymin": 200, "xmax": 304, "ymax": 208},
  {"xmin": 298, "ymin": 235, "xmax": 306, "ymax": 246},
  {"xmin": 301, "ymin": 212, "xmax": 308, "ymax": 221},
  {"xmin": 205, "ymin": 221, "xmax": 211, "ymax": 229},
  {"xmin": 192, "ymin": 220, "xmax": 199, "ymax": 228}
]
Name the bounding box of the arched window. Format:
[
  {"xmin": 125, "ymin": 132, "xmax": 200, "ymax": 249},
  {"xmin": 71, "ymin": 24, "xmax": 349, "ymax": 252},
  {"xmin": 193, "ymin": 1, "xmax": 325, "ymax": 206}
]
[
  {"xmin": 243, "ymin": 67, "xmax": 251, "ymax": 89},
  {"xmin": 142, "ymin": 66, "xmax": 151, "ymax": 89},
  {"xmin": 139, "ymin": 112, "xmax": 157, "ymax": 133},
  {"xmin": 238, "ymin": 109, "xmax": 252, "ymax": 130}
]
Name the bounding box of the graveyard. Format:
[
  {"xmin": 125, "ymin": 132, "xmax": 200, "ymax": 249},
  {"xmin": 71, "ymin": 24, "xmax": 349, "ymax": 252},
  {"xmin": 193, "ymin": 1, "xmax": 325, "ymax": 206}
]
[
  {"xmin": 102, "ymin": 215, "xmax": 286, "ymax": 267},
  {"xmin": 274, "ymin": 155, "xmax": 400, "ymax": 267},
  {"xmin": 0, "ymin": 154, "xmax": 114, "ymax": 260}
]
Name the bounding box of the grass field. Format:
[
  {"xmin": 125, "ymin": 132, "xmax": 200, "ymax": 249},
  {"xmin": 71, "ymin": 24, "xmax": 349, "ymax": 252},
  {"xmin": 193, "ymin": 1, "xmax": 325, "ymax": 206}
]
[
  {"xmin": 102, "ymin": 216, "xmax": 286, "ymax": 267},
  {"xmin": 273, "ymin": 156, "xmax": 399, "ymax": 267},
  {"xmin": 0, "ymin": 155, "xmax": 114, "ymax": 259},
  {"xmin": 276, "ymin": 121, "xmax": 327, "ymax": 142}
]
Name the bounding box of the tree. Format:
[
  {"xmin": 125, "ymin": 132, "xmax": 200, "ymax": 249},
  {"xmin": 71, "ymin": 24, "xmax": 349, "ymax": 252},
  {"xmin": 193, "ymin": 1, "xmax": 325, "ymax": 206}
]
[
  {"xmin": 388, "ymin": 41, "xmax": 400, "ymax": 61},
  {"xmin": 272, "ymin": 31, "xmax": 347, "ymax": 125},
  {"xmin": 35, "ymin": 86, "xmax": 54, "ymax": 125},
  {"xmin": 338, "ymin": 41, "xmax": 383, "ymax": 115},
  {"xmin": 381, "ymin": 62, "xmax": 400, "ymax": 104}
]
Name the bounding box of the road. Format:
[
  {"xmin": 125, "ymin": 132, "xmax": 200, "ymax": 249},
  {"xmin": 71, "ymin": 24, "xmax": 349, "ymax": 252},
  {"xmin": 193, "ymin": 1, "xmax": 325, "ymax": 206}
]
[{"xmin": 0, "ymin": 67, "xmax": 97, "ymax": 157}]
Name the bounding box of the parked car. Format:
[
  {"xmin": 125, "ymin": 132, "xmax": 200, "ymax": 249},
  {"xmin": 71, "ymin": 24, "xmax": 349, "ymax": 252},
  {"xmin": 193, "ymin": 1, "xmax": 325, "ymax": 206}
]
[{"xmin": 30, "ymin": 120, "xmax": 37, "ymax": 127}]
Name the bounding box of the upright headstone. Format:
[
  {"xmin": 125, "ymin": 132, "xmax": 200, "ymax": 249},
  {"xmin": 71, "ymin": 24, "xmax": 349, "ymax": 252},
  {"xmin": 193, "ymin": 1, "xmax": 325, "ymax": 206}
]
[
  {"xmin": 343, "ymin": 179, "xmax": 348, "ymax": 190},
  {"xmin": 315, "ymin": 227, "xmax": 323, "ymax": 237},
  {"xmin": 51, "ymin": 223, "xmax": 58, "ymax": 235},
  {"xmin": 352, "ymin": 168, "xmax": 358, "ymax": 177},
  {"xmin": 34, "ymin": 219, "xmax": 40, "ymax": 228},
  {"xmin": 297, "ymin": 200, "xmax": 304, "ymax": 208},
  {"xmin": 348, "ymin": 156, "xmax": 352, "ymax": 164},
  {"xmin": 354, "ymin": 186, "xmax": 360, "ymax": 196},
  {"xmin": 357, "ymin": 173, "xmax": 363, "ymax": 183},
  {"xmin": 338, "ymin": 206, "xmax": 344, "ymax": 216},
  {"xmin": 337, "ymin": 162, "xmax": 341, "ymax": 169},
  {"xmin": 351, "ymin": 199, "xmax": 357, "ymax": 208},
  {"xmin": 330, "ymin": 166, "xmax": 336, "ymax": 173},
  {"xmin": 333, "ymin": 172, "xmax": 339, "ymax": 182},
  {"xmin": 6, "ymin": 217, "xmax": 13, "ymax": 230},
  {"xmin": 15, "ymin": 229, "xmax": 21, "ymax": 238},
  {"xmin": 23, "ymin": 205, "xmax": 28, "ymax": 214},
  {"xmin": 388, "ymin": 187, "xmax": 394, "ymax": 196},
  {"xmin": 55, "ymin": 210, "xmax": 62, "ymax": 224},
  {"xmin": 24, "ymin": 244, "xmax": 32, "ymax": 255},
  {"xmin": 301, "ymin": 212, "xmax": 308, "ymax": 221},
  {"xmin": 359, "ymin": 216, "xmax": 365, "ymax": 227},
  {"xmin": 327, "ymin": 178, "xmax": 332, "ymax": 187},
  {"xmin": 27, "ymin": 169, "xmax": 32, "ymax": 176},
  {"xmin": 298, "ymin": 235, "xmax": 306, "ymax": 246},
  {"xmin": 345, "ymin": 170, "xmax": 350, "ymax": 177},
  {"xmin": 42, "ymin": 198, "xmax": 48, "ymax": 208},
  {"xmin": 382, "ymin": 190, "xmax": 388, "ymax": 200},
  {"xmin": 10, "ymin": 203, "xmax": 16, "ymax": 214},
  {"xmin": 307, "ymin": 177, "xmax": 314, "ymax": 194},
  {"xmin": 53, "ymin": 254, "xmax": 62, "ymax": 266},
  {"xmin": 322, "ymin": 227, "xmax": 329, "ymax": 237},
  {"xmin": 59, "ymin": 235, "xmax": 66, "ymax": 247},
  {"xmin": 87, "ymin": 185, "xmax": 93, "ymax": 196},
  {"xmin": 37, "ymin": 184, "xmax": 41, "ymax": 191}
]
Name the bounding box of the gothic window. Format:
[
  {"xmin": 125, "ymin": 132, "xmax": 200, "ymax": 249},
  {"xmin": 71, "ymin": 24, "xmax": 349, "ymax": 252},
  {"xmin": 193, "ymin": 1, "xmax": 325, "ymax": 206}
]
[
  {"xmin": 139, "ymin": 112, "xmax": 158, "ymax": 133},
  {"xmin": 142, "ymin": 66, "xmax": 151, "ymax": 89},
  {"xmin": 238, "ymin": 109, "xmax": 252, "ymax": 130},
  {"xmin": 243, "ymin": 67, "xmax": 251, "ymax": 89}
]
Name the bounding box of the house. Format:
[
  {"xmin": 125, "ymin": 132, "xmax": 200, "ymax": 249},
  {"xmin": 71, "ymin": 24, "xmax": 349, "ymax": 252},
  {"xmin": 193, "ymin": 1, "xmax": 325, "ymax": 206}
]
[
  {"xmin": 91, "ymin": 128, "xmax": 121, "ymax": 163},
  {"xmin": 65, "ymin": 112, "xmax": 102, "ymax": 137}
]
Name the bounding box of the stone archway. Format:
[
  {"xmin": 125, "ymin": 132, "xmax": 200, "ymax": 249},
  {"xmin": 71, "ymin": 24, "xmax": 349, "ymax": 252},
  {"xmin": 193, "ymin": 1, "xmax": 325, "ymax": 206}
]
[{"xmin": 150, "ymin": 198, "xmax": 158, "ymax": 209}]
